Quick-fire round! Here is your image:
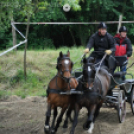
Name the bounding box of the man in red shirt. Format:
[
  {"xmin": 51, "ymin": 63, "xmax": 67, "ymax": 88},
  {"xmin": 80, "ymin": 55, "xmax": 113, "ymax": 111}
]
[{"xmin": 114, "ymin": 26, "xmax": 133, "ymax": 80}]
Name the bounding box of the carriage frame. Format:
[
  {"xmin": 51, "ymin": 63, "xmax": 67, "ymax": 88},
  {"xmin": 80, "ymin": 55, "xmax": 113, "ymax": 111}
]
[{"xmin": 72, "ymin": 54, "xmax": 134, "ymax": 123}]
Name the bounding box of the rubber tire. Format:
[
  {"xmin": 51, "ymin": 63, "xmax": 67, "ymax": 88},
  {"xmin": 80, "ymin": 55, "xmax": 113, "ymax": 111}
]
[
  {"xmin": 130, "ymin": 86, "xmax": 134, "ymax": 115},
  {"xmin": 117, "ymin": 90, "xmax": 126, "ymax": 123}
]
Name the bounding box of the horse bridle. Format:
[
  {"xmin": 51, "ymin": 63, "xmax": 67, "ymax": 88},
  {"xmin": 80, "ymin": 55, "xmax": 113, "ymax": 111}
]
[
  {"xmin": 56, "ymin": 57, "xmax": 75, "ymax": 90},
  {"xmin": 57, "ymin": 57, "xmax": 72, "ymax": 74},
  {"xmin": 80, "ymin": 63, "xmax": 95, "ymax": 90}
]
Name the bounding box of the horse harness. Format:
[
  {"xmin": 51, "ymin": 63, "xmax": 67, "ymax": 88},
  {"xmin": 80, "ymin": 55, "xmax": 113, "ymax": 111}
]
[{"xmin": 47, "ymin": 57, "xmax": 76, "ymax": 96}]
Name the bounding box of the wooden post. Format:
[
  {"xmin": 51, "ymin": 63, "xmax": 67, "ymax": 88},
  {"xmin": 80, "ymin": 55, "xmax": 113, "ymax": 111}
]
[
  {"xmin": 117, "ymin": 15, "xmax": 123, "ymax": 33},
  {"xmin": 24, "ymin": 16, "xmax": 30, "ymax": 81},
  {"xmin": 12, "ymin": 20, "xmax": 17, "ymax": 50}
]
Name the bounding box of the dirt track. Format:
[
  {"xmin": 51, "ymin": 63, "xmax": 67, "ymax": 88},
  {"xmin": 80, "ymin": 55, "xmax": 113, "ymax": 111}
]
[{"xmin": 0, "ymin": 96, "xmax": 134, "ymax": 134}]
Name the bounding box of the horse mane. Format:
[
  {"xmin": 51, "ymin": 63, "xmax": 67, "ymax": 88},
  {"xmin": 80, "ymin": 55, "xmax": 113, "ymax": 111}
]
[{"xmin": 97, "ymin": 67, "xmax": 109, "ymax": 76}]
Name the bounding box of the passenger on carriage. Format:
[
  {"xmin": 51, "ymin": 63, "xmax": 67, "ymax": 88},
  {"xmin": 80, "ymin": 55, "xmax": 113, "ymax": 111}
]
[
  {"xmin": 114, "ymin": 26, "xmax": 133, "ymax": 80},
  {"xmin": 84, "ymin": 22, "xmax": 115, "ymax": 74}
]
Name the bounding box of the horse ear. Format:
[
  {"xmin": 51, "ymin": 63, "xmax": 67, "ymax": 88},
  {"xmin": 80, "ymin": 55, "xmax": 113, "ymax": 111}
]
[
  {"xmin": 56, "ymin": 65, "xmax": 59, "ymax": 70},
  {"xmin": 83, "ymin": 58, "xmax": 87, "ymax": 64},
  {"xmin": 67, "ymin": 50, "xmax": 70, "ymax": 57},
  {"xmin": 59, "ymin": 51, "xmax": 63, "ymax": 57}
]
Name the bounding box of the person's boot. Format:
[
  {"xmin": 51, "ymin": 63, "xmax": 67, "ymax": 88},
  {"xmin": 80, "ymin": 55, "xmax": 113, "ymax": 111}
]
[{"xmin": 109, "ymin": 69, "xmax": 114, "ymax": 76}]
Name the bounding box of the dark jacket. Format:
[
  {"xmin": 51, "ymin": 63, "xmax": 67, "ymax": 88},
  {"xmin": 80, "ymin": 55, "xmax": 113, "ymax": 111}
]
[
  {"xmin": 86, "ymin": 32, "xmax": 115, "ymax": 57},
  {"xmin": 114, "ymin": 33, "xmax": 133, "ymax": 57}
]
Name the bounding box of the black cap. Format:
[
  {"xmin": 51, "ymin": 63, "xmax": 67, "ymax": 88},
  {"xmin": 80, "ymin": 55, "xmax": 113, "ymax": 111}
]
[
  {"xmin": 98, "ymin": 22, "xmax": 107, "ymax": 29},
  {"xmin": 119, "ymin": 26, "xmax": 127, "ymax": 32}
]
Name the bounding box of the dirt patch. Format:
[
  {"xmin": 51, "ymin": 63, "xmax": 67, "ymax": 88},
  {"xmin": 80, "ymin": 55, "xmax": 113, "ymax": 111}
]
[{"xmin": 0, "ymin": 96, "xmax": 134, "ymax": 134}]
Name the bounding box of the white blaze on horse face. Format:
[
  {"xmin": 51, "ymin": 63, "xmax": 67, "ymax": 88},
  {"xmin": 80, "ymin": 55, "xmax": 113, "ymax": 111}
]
[
  {"xmin": 88, "ymin": 66, "xmax": 91, "ymax": 71},
  {"xmin": 88, "ymin": 122, "xmax": 94, "ymax": 133},
  {"xmin": 64, "ymin": 60, "xmax": 69, "ymax": 65}
]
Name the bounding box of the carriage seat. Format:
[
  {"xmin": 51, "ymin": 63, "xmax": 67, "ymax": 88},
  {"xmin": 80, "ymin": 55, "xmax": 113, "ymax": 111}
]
[
  {"xmin": 113, "ymin": 56, "xmax": 128, "ymax": 78},
  {"xmin": 114, "ymin": 56, "xmax": 128, "ymax": 67},
  {"xmin": 125, "ymin": 79, "xmax": 134, "ymax": 83}
]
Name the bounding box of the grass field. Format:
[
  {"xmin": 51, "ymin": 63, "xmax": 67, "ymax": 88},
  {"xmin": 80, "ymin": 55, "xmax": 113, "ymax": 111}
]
[
  {"xmin": 0, "ymin": 46, "xmax": 134, "ymax": 99},
  {"xmin": 0, "ymin": 47, "xmax": 84, "ymax": 98}
]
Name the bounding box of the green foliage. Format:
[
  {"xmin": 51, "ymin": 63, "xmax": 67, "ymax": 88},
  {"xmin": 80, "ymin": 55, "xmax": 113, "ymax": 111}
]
[
  {"xmin": 8, "ymin": 69, "xmax": 46, "ymax": 98},
  {"xmin": 0, "ymin": 47, "xmax": 134, "ymax": 98},
  {"xmin": 0, "ymin": 0, "xmax": 134, "ymax": 50}
]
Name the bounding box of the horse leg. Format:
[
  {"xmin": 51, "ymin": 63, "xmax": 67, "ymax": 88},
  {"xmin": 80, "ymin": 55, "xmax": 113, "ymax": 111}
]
[
  {"xmin": 63, "ymin": 106, "xmax": 73, "ymax": 128},
  {"xmin": 93, "ymin": 103, "xmax": 102, "ymax": 122},
  {"xmin": 86, "ymin": 104, "xmax": 102, "ymax": 134},
  {"xmin": 52, "ymin": 107, "xmax": 66, "ymax": 134},
  {"xmin": 86, "ymin": 104, "xmax": 97, "ymax": 134},
  {"xmin": 51, "ymin": 107, "xmax": 58, "ymax": 133},
  {"xmin": 70, "ymin": 104, "xmax": 80, "ymax": 134},
  {"xmin": 44, "ymin": 103, "xmax": 51, "ymax": 134}
]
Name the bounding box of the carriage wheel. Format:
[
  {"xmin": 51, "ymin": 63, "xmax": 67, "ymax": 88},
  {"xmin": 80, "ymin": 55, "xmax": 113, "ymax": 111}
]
[
  {"xmin": 117, "ymin": 90, "xmax": 126, "ymax": 123},
  {"xmin": 130, "ymin": 86, "xmax": 134, "ymax": 115}
]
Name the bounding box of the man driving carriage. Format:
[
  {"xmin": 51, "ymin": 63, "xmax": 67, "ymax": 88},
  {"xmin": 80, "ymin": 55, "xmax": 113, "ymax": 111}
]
[
  {"xmin": 84, "ymin": 22, "xmax": 115, "ymax": 74},
  {"xmin": 114, "ymin": 26, "xmax": 133, "ymax": 80}
]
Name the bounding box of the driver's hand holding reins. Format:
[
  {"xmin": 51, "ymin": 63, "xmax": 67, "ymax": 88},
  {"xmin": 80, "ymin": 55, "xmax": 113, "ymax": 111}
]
[
  {"xmin": 105, "ymin": 50, "xmax": 112, "ymax": 55},
  {"xmin": 84, "ymin": 48, "xmax": 90, "ymax": 54},
  {"xmin": 84, "ymin": 48, "xmax": 112, "ymax": 55}
]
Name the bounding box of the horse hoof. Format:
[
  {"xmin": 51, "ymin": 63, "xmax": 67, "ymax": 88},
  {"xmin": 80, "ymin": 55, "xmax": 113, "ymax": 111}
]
[
  {"xmin": 70, "ymin": 131, "xmax": 74, "ymax": 134},
  {"xmin": 44, "ymin": 126, "xmax": 50, "ymax": 134},
  {"xmin": 83, "ymin": 122, "xmax": 89, "ymax": 130},
  {"xmin": 88, "ymin": 122, "xmax": 94, "ymax": 134}
]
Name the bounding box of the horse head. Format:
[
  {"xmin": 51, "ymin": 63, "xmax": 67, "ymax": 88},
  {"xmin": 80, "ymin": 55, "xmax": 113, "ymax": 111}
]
[
  {"xmin": 82, "ymin": 57, "xmax": 95, "ymax": 90},
  {"xmin": 56, "ymin": 51, "xmax": 73, "ymax": 78}
]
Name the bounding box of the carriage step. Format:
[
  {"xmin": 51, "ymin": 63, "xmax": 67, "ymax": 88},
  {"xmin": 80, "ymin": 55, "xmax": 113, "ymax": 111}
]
[{"xmin": 105, "ymin": 96, "xmax": 118, "ymax": 104}]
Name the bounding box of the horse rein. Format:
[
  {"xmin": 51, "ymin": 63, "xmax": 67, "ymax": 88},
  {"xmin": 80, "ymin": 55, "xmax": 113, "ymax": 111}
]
[{"xmin": 79, "ymin": 77, "xmax": 94, "ymax": 90}]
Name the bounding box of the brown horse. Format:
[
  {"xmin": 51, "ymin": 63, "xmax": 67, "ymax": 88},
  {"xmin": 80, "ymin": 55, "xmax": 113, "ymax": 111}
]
[
  {"xmin": 44, "ymin": 51, "xmax": 78, "ymax": 134},
  {"xmin": 63, "ymin": 56, "xmax": 111, "ymax": 134}
]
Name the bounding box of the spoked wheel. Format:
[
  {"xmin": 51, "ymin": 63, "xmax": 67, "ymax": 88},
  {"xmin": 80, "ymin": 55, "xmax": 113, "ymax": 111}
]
[
  {"xmin": 130, "ymin": 87, "xmax": 134, "ymax": 115},
  {"xmin": 117, "ymin": 90, "xmax": 126, "ymax": 123}
]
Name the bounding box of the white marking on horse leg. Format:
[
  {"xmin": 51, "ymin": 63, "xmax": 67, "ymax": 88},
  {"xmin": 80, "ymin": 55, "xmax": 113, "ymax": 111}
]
[
  {"xmin": 44, "ymin": 125, "xmax": 49, "ymax": 129},
  {"xmin": 88, "ymin": 122, "xmax": 94, "ymax": 133},
  {"xmin": 51, "ymin": 129, "xmax": 55, "ymax": 133}
]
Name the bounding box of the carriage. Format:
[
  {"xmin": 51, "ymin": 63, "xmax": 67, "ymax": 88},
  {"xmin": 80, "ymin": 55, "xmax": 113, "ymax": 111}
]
[{"xmin": 73, "ymin": 52, "xmax": 134, "ymax": 123}]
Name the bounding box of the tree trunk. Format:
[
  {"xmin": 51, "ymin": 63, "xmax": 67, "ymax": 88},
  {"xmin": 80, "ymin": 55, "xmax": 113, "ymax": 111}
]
[
  {"xmin": 117, "ymin": 0, "xmax": 127, "ymax": 33},
  {"xmin": 69, "ymin": 26, "xmax": 76, "ymax": 46},
  {"xmin": 24, "ymin": 16, "xmax": 30, "ymax": 81},
  {"xmin": 11, "ymin": 20, "xmax": 17, "ymax": 50},
  {"xmin": 117, "ymin": 15, "xmax": 123, "ymax": 33},
  {"xmin": 78, "ymin": 25, "xmax": 83, "ymax": 46},
  {"xmin": 78, "ymin": 25, "xmax": 89, "ymax": 46},
  {"xmin": 61, "ymin": 33, "xmax": 65, "ymax": 46}
]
